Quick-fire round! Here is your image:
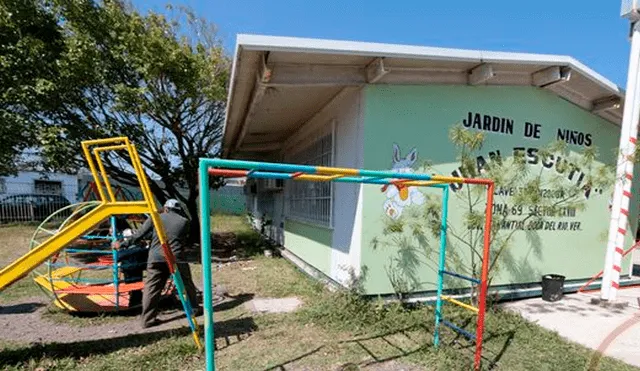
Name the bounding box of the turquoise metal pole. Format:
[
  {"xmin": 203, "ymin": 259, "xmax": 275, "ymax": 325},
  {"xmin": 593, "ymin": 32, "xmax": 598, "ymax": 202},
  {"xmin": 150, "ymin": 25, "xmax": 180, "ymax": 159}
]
[
  {"xmin": 199, "ymin": 159, "xmax": 215, "ymax": 371},
  {"xmin": 207, "ymin": 158, "xmax": 435, "ymax": 181},
  {"xmin": 110, "ymin": 216, "xmax": 119, "ymax": 311},
  {"xmin": 433, "ymin": 186, "xmax": 449, "ymax": 347}
]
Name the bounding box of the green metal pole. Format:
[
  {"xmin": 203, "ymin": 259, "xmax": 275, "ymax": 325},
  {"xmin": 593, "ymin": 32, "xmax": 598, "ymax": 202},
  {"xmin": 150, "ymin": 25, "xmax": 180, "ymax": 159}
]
[
  {"xmin": 433, "ymin": 185, "xmax": 449, "ymax": 348},
  {"xmin": 199, "ymin": 159, "xmax": 215, "ymax": 371}
]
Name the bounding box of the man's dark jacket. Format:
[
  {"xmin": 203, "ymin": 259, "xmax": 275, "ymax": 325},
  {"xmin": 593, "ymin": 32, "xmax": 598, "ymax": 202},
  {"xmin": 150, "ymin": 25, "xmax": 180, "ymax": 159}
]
[{"xmin": 121, "ymin": 211, "xmax": 190, "ymax": 264}]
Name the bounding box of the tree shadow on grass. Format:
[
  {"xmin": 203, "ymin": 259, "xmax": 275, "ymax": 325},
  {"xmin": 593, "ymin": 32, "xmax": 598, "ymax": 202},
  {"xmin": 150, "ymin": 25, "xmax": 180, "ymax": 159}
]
[
  {"xmin": 150, "ymin": 293, "xmax": 255, "ymax": 327},
  {"xmin": 449, "ymin": 322, "xmax": 518, "ymax": 370},
  {"xmin": 263, "ymin": 324, "xmax": 432, "ymax": 371},
  {"xmin": 0, "ymin": 317, "xmax": 257, "ymax": 368}
]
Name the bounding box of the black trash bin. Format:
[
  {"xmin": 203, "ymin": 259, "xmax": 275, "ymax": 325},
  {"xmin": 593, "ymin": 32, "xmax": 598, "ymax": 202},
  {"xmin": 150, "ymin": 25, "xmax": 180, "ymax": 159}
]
[{"xmin": 541, "ymin": 274, "xmax": 565, "ymax": 302}]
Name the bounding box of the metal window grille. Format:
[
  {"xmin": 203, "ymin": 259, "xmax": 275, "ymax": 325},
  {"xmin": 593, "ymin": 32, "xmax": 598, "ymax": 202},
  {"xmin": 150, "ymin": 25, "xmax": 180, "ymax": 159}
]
[
  {"xmin": 34, "ymin": 180, "xmax": 63, "ymax": 195},
  {"xmin": 286, "ymin": 133, "xmax": 333, "ymax": 226}
]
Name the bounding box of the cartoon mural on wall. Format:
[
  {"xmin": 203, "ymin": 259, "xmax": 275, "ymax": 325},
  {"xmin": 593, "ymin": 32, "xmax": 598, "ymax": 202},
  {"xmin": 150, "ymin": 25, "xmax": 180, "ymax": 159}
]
[{"xmin": 382, "ymin": 144, "xmax": 425, "ymax": 219}]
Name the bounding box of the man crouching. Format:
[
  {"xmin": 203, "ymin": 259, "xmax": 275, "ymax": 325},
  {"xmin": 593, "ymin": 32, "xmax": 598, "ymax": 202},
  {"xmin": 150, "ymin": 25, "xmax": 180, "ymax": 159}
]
[{"xmin": 113, "ymin": 199, "xmax": 201, "ymax": 328}]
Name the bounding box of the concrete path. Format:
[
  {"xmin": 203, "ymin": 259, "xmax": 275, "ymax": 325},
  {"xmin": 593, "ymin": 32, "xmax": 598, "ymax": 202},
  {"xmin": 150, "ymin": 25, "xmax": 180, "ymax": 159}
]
[
  {"xmin": 503, "ymin": 288, "xmax": 640, "ymax": 367},
  {"xmin": 245, "ymin": 297, "xmax": 302, "ymax": 314}
]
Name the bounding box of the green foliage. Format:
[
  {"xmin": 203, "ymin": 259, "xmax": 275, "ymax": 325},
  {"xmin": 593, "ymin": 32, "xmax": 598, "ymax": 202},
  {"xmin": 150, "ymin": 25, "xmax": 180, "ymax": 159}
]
[
  {"xmin": 0, "ymin": 0, "xmax": 64, "ymax": 175},
  {"xmin": 376, "ymin": 125, "xmax": 616, "ymax": 299},
  {"xmin": 1, "ymin": 0, "xmax": 230, "ymax": 238}
]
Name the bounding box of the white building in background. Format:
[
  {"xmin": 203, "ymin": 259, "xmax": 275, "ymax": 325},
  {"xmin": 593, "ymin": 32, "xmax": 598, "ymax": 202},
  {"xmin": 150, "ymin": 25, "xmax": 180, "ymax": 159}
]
[{"xmin": 0, "ymin": 171, "xmax": 78, "ymax": 203}]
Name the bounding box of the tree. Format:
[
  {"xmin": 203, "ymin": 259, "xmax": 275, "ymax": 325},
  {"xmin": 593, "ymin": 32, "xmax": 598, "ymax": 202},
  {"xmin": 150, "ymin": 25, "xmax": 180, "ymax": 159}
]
[
  {"xmin": 0, "ymin": 0, "xmax": 65, "ymax": 175},
  {"xmin": 374, "ymin": 125, "xmax": 615, "ymax": 302},
  {"xmin": 11, "ymin": 0, "xmax": 229, "ymax": 239}
]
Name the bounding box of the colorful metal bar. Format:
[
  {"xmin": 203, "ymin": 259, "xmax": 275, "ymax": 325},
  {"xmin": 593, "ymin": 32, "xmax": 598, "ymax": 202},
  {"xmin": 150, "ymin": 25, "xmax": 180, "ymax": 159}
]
[
  {"xmin": 198, "ymin": 158, "xmax": 494, "ymax": 371},
  {"xmin": 442, "ymin": 320, "xmax": 476, "ymax": 341},
  {"xmin": 110, "ymin": 216, "xmax": 119, "ymax": 310},
  {"xmin": 130, "ymin": 143, "xmax": 202, "ymax": 349},
  {"xmin": 578, "ymin": 240, "xmax": 640, "ymax": 292},
  {"xmin": 427, "ymin": 175, "xmax": 465, "ymax": 183},
  {"xmin": 94, "ymin": 149, "xmax": 117, "ymax": 202},
  {"xmin": 204, "ymin": 158, "xmax": 437, "ymax": 181},
  {"xmin": 441, "ymin": 295, "xmax": 479, "ymax": 314},
  {"xmin": 474, "ymin": 182, "xmax": 494, "ymax": 370},
  {"xmin": 93, "ymin": 144, "xmax": 128, "ymax": 152},
  {"xmin": 64, "ymin": 249, "xmax": 112, "ymax": 254},
  {"xmin": 402, "ymin": 180, "xmax": 450, "ymax": 187},
  {"xmin": 434, "ymin": 185, "xmax": 449, "ymax": 348},
  {"xmin": 47, "ymin": 263, "xmax": 110, "ymax": 269},
  {"xmin": 81, "ymin": 143, "xmax": 107, "ymax": 202},
  {"xmin": 442, "ymin": 270, "xmax": 481, "ymax": 284},
  {"xmin": 81, "ymin": 137, "xmax": 128, "ymax": 146},
  {"xmin": 208, "ymin": 169, "xmax": 248, "ymax": 177},
  {"xmin": 463, "ymin": 178, "xmax": 494, "ymax": 185},
  {"xmin": 200, "ymin": 159, "xmax": 216, "ymax": 371},
  {"xmin": 296, "ymin": 174, "xmax": 344, "ymax": 181}
]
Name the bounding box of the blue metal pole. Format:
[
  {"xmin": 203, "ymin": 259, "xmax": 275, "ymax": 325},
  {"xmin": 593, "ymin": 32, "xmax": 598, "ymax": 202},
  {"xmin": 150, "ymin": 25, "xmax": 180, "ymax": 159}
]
[
  {"xmin": 199, "ymin": 159, "xmax": 215, "ymax": 371},
  {"xmin": 434, "ymin": 186, "xmax": 449, "ymax": 348}
]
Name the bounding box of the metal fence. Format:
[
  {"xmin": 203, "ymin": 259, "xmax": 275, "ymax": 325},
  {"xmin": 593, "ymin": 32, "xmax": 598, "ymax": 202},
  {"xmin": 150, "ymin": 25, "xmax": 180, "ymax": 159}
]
[{"xmin": 0, "ymin": 180, "xmax": 76, "ymax": 224}]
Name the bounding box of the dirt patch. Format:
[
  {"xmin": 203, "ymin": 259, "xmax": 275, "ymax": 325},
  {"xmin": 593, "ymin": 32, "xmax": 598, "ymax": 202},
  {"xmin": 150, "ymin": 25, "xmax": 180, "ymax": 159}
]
[{"xmin": 0, "ymin": 296, "xmax": 206, "ymax": 345}]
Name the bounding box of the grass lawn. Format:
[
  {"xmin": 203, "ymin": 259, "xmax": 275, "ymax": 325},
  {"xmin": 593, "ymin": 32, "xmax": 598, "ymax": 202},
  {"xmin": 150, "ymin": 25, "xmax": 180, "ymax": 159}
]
[{"xmin": 0, "ymin": 216, "xmax": 637, "ymax": 370}]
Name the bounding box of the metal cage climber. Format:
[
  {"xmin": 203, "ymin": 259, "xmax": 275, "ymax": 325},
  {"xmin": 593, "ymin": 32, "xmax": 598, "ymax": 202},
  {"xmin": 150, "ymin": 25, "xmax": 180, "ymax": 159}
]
[{"xmin": 199, "ymin": 158, "xmax": 495, "ymax": 371}]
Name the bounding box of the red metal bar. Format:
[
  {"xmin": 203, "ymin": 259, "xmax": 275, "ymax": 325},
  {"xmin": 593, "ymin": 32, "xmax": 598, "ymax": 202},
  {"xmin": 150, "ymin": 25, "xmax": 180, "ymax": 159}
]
[
  {"xmin": 207, "ymin": 169, "xmax": 249, "ymax": 177},
  {"xmin": 474, "ymin": 181, "xmax": 494, "ymax": 370},
  {"xmin": 463, "ymin": 178, "xmax": 493, "ymax": 185},
  {"xmin": 577, "ymin": 240, "xmax": 640, "ymax": 292}
]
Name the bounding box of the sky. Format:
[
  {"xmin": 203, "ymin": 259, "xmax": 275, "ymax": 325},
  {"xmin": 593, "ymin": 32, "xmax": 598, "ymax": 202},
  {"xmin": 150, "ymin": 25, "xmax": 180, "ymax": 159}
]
[{"xmin": 134, "ymin": 0, "xmax": 633, "ymax": 88}]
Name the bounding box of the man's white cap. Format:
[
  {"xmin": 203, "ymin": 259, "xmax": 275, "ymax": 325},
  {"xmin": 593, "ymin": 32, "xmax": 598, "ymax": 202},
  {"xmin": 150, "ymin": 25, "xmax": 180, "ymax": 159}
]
[{"xmin": 164, "ymin": 199, "xmax": 181, "ymax": 210}]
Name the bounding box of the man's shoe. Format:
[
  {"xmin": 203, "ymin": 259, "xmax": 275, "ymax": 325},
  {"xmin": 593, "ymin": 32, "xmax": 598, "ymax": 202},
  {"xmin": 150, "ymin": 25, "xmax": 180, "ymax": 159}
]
[{"xmin": 142, "ymin": 319, "xmax": 161, "ymax": 329}]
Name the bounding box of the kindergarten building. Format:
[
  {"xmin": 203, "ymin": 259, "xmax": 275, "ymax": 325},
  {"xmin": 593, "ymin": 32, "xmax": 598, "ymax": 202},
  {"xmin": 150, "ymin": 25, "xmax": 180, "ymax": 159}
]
[{"xmin": 221, "ymin": 34, "xmax": 640, "ymax": 299}]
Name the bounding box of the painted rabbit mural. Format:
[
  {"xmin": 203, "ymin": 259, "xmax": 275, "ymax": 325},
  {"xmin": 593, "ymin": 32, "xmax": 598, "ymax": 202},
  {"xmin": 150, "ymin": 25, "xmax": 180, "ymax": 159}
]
[{"xmin": 382, "ymin": 144, "xmax": 426, "ymax": 219}]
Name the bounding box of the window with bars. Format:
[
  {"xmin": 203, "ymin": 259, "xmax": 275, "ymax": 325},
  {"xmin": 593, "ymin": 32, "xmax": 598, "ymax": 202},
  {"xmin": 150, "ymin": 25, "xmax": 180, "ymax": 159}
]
[
  {"xmin": 34, "ymin": 180, "xmax": 62, "ymax": 195},
  {"xmin": 286, "ymin": 132, "xmax": 333, "ymax": 226}
]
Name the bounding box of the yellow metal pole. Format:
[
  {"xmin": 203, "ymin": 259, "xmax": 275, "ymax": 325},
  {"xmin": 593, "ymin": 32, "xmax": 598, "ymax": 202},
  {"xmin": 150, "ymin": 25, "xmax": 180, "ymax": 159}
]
[
  {"xmin": 93, "ymin": 149, "xmax": 117, "ymax": 202},
  {"xmin": 94, "ymin": 144, "xmax": 129, "ymax": 152},
  {"xmin": 295, "ymin": 174, "xmax": 344, "ymax": 181},
  {"xmin": 402, "ymin": 180, "xmax": 451, "ymax": 187},
  {"xmin": 441, "ymin": 295, "xmax": 479, "ymax": 314},
  {"xmin": 429, "ymin": 175, "xmax": 467, "ymax": 183},
  {"xmin": 126, "ymin": 141, "xmax": 203, "ymax": 350},
  {"xmin": 81, "ymin": 137, "xmax": 128, "ymax": 146},
  {"xmin": 315, "ymin": 166, "xmax": 360, "ymax": 176},
  {"xmin": 81, "ymin": 142, "xmax": 107, "ymax": 202}
]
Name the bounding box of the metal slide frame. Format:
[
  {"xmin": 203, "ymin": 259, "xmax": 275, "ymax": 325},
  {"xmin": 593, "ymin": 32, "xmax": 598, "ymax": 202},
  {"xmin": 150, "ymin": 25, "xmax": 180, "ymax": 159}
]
[{"xmin": 0, "ymin": 137, "xmax": 202, "ymax": 349}]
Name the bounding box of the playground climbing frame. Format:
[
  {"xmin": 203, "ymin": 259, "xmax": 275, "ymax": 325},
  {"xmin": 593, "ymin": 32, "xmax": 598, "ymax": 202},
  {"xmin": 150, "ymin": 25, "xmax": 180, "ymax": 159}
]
[{"xmin": 199, "ymin": 158, "xmax": 494, "ymax": 371}]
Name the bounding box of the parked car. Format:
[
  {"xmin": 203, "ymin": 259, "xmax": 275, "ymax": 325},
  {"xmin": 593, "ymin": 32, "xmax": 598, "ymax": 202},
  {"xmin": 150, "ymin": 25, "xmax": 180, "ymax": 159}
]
[{"xmin": 0, "ymin": 194, "xmax": 72, "ymax": 223}]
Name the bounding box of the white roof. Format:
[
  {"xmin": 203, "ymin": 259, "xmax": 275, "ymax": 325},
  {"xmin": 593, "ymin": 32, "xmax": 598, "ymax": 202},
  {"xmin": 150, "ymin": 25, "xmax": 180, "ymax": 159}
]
[{"xmin": 223, "ymin": 34, "xmax": 625, "ymax": 158}]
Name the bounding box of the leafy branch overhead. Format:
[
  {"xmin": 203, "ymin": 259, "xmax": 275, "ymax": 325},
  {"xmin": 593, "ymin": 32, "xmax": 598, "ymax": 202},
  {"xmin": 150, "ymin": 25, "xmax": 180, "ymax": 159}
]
[{"xmin": 1, "ymin": 0, "xmax": 230, "ymax": 238}]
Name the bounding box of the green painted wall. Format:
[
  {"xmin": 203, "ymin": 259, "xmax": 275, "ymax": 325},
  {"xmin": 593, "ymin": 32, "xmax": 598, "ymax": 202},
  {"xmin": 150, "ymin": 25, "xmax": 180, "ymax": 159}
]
[
  {"xmin": 284, "ymin": 219, "xmax": 333, "ymax": 276},
  {"xmin": 360, "ymin": 85, "xmax": 638, "ymax": 295},
  {"xmin": 211, "ymin": 186, "xmax": 246, "ymax": 215}
]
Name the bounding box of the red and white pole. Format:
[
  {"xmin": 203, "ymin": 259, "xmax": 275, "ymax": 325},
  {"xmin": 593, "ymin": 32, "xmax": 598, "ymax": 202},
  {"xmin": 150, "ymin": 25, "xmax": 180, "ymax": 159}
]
[{"xmin": 601, "ymin": 20, "xmax": 640, "ymax": 302}]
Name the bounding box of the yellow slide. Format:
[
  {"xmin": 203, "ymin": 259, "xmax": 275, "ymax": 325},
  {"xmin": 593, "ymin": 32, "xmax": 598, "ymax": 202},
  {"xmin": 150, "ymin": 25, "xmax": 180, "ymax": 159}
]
[{"xmin": 0, "ymin": 201, "xmax": 149, "ymax": 292}]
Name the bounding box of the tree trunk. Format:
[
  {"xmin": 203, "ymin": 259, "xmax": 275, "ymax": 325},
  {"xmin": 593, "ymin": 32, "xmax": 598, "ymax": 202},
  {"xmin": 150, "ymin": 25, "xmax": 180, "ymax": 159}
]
[{"xmin": 186, "ymin": 196, "xmax": 201, "ymax": 247}]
